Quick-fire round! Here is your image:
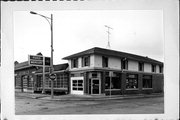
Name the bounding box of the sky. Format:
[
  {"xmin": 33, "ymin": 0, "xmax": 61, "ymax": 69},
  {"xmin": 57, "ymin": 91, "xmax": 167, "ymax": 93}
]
[{"xmin": 14, "ymin": 10, "xmax": 164, "ymax": 65}]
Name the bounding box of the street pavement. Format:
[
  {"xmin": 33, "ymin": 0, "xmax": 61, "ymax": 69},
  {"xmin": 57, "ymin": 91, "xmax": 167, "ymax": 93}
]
[{"xmin": 15, "ymin": 92, "xmax": 164, "ymax": 114}]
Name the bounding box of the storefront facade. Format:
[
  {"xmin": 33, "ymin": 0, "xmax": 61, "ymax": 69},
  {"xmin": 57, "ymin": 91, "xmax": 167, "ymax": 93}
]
[
  {"xmin": 63, "ymin": 47, "xmax": 164, "ymax": 96},
  {"xmin": 15, "ymin": 62, "xmax": 69, "ymax": 94},
  {"xmin": 15, "ymin": 61, "xmax": 37, "ymax": 92}
]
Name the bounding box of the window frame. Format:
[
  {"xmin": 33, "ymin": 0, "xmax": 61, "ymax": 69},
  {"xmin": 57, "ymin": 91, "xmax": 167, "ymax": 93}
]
[
  {"xmin": 151, "ymin": 64, "xmax": 156, "ymax": 73},
  {"xmin": 82, "ymin": 56, "xmax": 90, "ymax": 67},
  {"xmin": 102, "ymin": 56, "xmax": 108, "ymax": 68},
  {"xmin": 159, "ymin": 65, "xmax": 163, "ymax": 73},
  {"xmin": 121, "ymin": 58, "xmax": 128, "ymax": 70},
  {"xmin": 72, "ymin": 79, "xmax": 83, "ymax": 91},
  {"xmin": 138, "ymin": 62, "xmax": 144, "ymax": 71},
  {"xmin": 142, "ymin": 75, "xmax": 152, "ymax": 89},
  {"xmin": 126, "ymin": 74, "xmax": 138, "ymax": 89},
  {"xmin": 105, "ymin": 76, "xmax": 121, "ymax": 90},
  {"xmin": 71, "ymin": 58, "xmax": 78, "ymax": 68}
]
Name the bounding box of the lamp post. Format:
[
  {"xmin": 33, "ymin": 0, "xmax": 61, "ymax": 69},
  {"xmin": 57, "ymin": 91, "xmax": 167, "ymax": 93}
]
[{"xmin": 30, "ymin": 11, "xmax": 54, "ymax": 99}]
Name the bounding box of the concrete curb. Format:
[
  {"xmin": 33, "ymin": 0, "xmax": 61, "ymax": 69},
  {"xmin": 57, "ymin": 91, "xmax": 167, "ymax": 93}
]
[
  {"xmin": 38, "ymin": 94, "xmax": 163, "ymax": 101},
  {"xmin": 16, "ymin": 92, "xmax": 163, "ymax": 101}
]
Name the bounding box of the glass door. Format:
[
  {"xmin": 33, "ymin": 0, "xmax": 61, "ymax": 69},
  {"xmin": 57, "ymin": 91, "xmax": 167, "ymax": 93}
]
[{"xmin": 92, "ymin": 79, "xmax": 100, "ymax": 94}]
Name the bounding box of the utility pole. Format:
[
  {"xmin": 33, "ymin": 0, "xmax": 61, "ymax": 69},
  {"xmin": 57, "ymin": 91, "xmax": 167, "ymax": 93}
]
[
  {"xmin": 30, "ymin": 11, "xmax": 54, "ymax": 99},
  {"xmin": 50, "ymin": 14, "xmax": 54, "ymax": 99},
  {"xmin": 105, "ymin": 25, "xmax": 113, "ymax": 49}
]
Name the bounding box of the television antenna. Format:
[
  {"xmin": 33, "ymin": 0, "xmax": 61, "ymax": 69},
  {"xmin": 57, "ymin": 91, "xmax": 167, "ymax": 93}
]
[{"xmin": 105, "ymin": 25, "xmax": 113, "ymax": 49}]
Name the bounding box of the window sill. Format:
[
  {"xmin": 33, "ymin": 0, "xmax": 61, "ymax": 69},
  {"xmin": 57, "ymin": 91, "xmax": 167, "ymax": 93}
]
[
  {"xmin": 126, "ymin": 88, "xmax": 139, "ymax": 90},
  {"xmin": 142, "ymin": 88, "xmax": 153, "ymax": 90},
  {"xmin": 105, "ymin": 89, "xmax": 121, "ymax": 91}
]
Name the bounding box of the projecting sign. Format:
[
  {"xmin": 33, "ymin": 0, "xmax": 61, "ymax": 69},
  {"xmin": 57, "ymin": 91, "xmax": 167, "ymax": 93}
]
[
  {"xmin": 45, "ymin": 57, "xmax": 51, "ymax": 66},
  {"xmin": 28, "ymin": 55, "xmax": 51, "ymax": 67}
]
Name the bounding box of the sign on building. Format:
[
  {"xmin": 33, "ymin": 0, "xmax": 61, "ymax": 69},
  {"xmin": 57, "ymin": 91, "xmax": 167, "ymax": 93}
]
[{"xmin": 28, "ymin": 55, "xmax": 50, "ymax": 67}]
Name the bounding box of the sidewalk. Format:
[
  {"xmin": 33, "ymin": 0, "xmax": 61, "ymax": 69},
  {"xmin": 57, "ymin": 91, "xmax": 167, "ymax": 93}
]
[{"xmin": 15, "ymin": 92, "xmax": 163, "ymax": 101}]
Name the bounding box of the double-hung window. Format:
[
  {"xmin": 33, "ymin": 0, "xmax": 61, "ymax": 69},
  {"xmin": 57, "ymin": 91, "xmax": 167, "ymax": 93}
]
[
  {"xmin": 121, "ymin": 58, "xmax": 128, "ymax": 70},
  {"xmin": 151, "ymin": 64, "xmax": 156, "ymax": 73},
  {"xmin": 82, "ymin": 56, "xmax": 90, "ymax": 67},
  {"xmin": 102, "ymin": 56, "xmax": 108, "ymax": 67},
  {"xmin": 159, "ymin": 65, "xmax": 163, "ymax": 73},
  {"xmin": 71, "ymin": 58, "xmax": 78, "ymax": 68},
  {"xmin": 138, "ymin": 62, "xmax": 144, "ymax": 71}
]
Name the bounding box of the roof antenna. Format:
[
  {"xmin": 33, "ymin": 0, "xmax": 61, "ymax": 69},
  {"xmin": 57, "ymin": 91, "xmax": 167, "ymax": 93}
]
[{"xmin": 105, "ymin": 25, "xmax": 113, "ymax": 49}]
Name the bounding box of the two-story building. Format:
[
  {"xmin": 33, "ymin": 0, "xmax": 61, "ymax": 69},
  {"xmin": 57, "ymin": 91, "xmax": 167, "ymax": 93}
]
[{"xmin": 63, "ymin": 47, "xmax": 164, "ymax": 96}]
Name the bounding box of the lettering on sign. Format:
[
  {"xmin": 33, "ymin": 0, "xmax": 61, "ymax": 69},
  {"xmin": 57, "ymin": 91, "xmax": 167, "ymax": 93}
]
[
  {"xmin": 30, "ymin": 56, "xmax": 43, "ymax": 60},
  {"xmin": 28, "ymin": 55, "xmax": 51, "ymax": 67},
  {"xmin": 30, "ymin": 60, "xmax": 43, "ymax": 65}
]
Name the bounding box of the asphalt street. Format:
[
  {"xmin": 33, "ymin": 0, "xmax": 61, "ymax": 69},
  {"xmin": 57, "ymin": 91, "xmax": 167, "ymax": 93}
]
[{"xmin": 15, "ymin": 94, "xmax": 164, "ymax": 115}]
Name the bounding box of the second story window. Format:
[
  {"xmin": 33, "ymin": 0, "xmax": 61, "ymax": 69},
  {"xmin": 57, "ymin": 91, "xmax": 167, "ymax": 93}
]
[
  {"xmin": 102, "ymin": 56, "xmax": 108, "ymax": 67},
  {"xmin": 82, "ymin": 56, "xmax": 90, "ymax": 67},
  {"xmin": 139, "ymin": 62, "xmax": 144, "ymax": 71},
  {"xmin": 121, "ymin": 58, "xmax": 128, "ymax": 70},
  {"xmin": 71, "ymin": 58, "xmax": 78, "ymax": 68},
  {"xmin": 152, "ymin": 64, "xmax": 156, "ymax": 72},
  {"xmin": 159, "ymin": 65, "xmax": 163, "ymax": 73}
]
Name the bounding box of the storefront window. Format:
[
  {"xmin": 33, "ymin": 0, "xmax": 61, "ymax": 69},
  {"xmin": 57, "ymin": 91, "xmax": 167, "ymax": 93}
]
[
  {"xmin": 105, "ymin": 77, "xmax": 121, "ymax": 89},
  {"xmin": 45, "ymin": 73, "xmax": 68, "ymax": 88},
  {"xmin": 143, "ymin": 75, "xmax": 152, "ymax": 88},
  {"xmin": 36, "ymin": 75, "xmax": 42, "ymax": 88},
  {"xmin": 126, "ymin": 74, "xmax": 138, "ymax": 89}
]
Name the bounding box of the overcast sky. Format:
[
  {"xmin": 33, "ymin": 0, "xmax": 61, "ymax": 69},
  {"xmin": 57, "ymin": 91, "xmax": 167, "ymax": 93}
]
[{"xmin": 14, "ymin": 10, "xmax": 163, "ymax": 64}]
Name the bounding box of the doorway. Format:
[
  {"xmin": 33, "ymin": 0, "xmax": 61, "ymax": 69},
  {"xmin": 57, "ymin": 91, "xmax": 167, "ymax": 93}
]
[{"xmin": 91, "ymin": 78, "xmax": 100, "ymax": 95}]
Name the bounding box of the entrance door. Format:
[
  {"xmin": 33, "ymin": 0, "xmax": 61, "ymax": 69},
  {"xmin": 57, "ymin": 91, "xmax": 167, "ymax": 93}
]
[{"xmin": 92, "ymin": 79, "xmax": 100, "ymax": 94}]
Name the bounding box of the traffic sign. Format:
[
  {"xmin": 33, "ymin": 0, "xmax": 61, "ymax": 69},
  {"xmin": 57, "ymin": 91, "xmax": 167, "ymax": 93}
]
[
  {"xmin": 28, "ymin": 55, "xmax": 51, "ymax": 67},
  {"xmin": 30, "ymin": 60, "xmax": 43, "ymax": 66},
  {"xmin": 45, "ymin": 57, "xmax": 51, "ymax": 66},
  {"xmin": 49, "ymin": 74, "xmax": 56, "ymax": 81},
  {"xmin": 30, "ymin": 55, "xmax": 43, "ymax": 60}
]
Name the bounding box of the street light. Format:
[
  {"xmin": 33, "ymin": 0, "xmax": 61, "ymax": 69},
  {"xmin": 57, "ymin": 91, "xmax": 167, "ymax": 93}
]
[{"xmin": 30, "ymin": 11, "xmax": 54, "ymax": 99}]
